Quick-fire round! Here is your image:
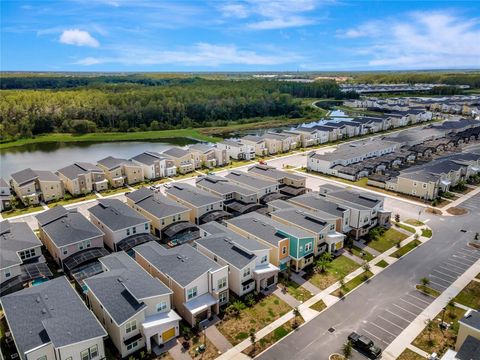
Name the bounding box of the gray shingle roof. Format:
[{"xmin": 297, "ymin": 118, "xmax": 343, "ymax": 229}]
[
  {"xmin": 196, "ymin": 176, "xmax": 256, "ymax": 197},
  {"xmin": 127, "ymin": 189, "xmax": 190, "ymax": 218},
  {"xmin": 325, "ymin": 190, "xmax": 382, "ymax": 210},
  {"xmin": 88, "ymin": 199, "xmax": 148, "ymax": 231},
  {"xmin": 130, "ymin": 152, "xmax": 165, "ymax": 165},
  {"xmin": 162, "ymin": 147, "xmax": 190, "ymax": 158},
  {"xmin": 0, "ymin": 276, "xmax": 106, "ymax": 355},
  {"xmin": 460, "ymin": 310, "xmax": 480, "ymax": 330},
  {"xmin": 166, "ymin": 183, "xmax": 222, "ymax": 207},
  {"xmin": 198, "ymin": 221, "xmax": 267, "ymax": 251},
  {"xmin": 10, "ymin": 168, "xmax": 37, "ymax": 186},
  {"xmin": 271, "ymin": 208, "xmax": 329, "ymax": 234},
  {"xmin": 290, "ymin": 193, "xmax": 347, "ymax": 218},
  {"xmin": 57, "ymin": 162, "xmax": 103, "ymax": 180},
  {"xmin": 134, "ymin": 243, "xmax": 221, "ymax": 286},
  {"xmin": 85, "ymin": 252, "xmax": 171, "ymax": 325},
  {"xmin": 97, "ymin": 156, "xmax": 127, "ymax": 170},
  {"xmin": 36, "ymin": 206, "xmax": 103, "ymax": 248},
  {"xmin": 0, "ymin": 177, "xmax": 9, "ymax": 187},
  {"xmin": 0, "ymin": 220, "xmax": 42, "ymax": 269},
  {"xmin": 247, "ymin": 164, "xmax": 305, "ymax": 181},
  {"xmin": 225, "ymin": 171, "xmax": 277, "ymax": 190},
  {"xmin": 456, "ymin": 335, "xmax": 480, "ymax": 360}
]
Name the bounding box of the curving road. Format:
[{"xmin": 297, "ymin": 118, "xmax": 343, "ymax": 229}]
[{"xmin": 258, "ymin": 193, "xmax": 480, "ymax": 360}]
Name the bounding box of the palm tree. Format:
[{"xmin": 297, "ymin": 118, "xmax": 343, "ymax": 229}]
[
  {"xmin": 362, "ymin": 261, "xmax": 371, "ymax": 273},
  {"xmin": 420, "ymin": 277, "xmax": 430, "ymax": 287},
  {"xmin": 249, "ymin": 331, "xmax": 256, "ymax": 353},
  {"xmin": 342, "ymin": 341, "xmax": 352, "ymax": 359}
]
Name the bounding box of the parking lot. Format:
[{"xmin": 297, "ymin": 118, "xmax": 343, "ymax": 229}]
[{"xmin": 356, "ymin": 243, "xmax": 480, "ymax": 350}]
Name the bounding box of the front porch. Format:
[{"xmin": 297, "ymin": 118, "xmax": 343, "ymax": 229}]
[
  {"xmin": 253, "ymin": 263, "xmax": 279, "ymax": 292},
  {"xmin": 183, "ymin": 293, "xmax": 219, "ymax": 326},
  {"xmin": 142, "ymin": 310, "xmax": 182, "ymax": 353}
]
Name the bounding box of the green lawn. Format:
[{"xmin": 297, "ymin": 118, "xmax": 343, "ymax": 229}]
[
  {"xmin": 374, "ymin": 259, "xmax": 389, "ymax": 268},
  {"xmin": 48, "ymin": 193, "xmax": 98, "ymax": 208},
  {"xmin": 347, "ymin": 245, "xmax": 374, "ymax": 261},
  {"xmin": 397, "ymin": 349, "xmax": 425, "ymax": 360},
  {"xmin": 281, "ymin": 279, "xmax": 313, "ymax": 302},
  {"xmin": 391, "ymin": 240, "xmax": 422, "ymax": 258},
  {"xmin": 1, "ymin": 204, "xmax": 44, "ymax": 218},
  {"xmin": 416, "ymin": 285, "xmax": 441, "ymax": 298},
  {"xmin": 100, "ymin": 187, "xmax": 130, "ymax": 196},
  {"xmin": 454, "ymin": 281, "xmax": 480, "ymax": 310},
  {"xmin": 331, "ymin": 270, "xmax": 373, "ymax": 297},
  {"xmin": 307, "ymin": 255, "xmax": 361, "ymax": 290},
  {"xmin": 405, "ymin": 219, "xmax": 425, "ymax": 226},
  {"xmin": 395, "ymin": 222, "xmax": 416, "ymax": 233},
  {"xmin": 421, "ymin": 228, "xmax": 433, "ymax": 238},
  {"xmin": 310, "ymin": 300, "xmax": 327, "ymax": 312},
  {"xmin": 367, "ymin": 228, "xmax": 408, "ymax": 253}
]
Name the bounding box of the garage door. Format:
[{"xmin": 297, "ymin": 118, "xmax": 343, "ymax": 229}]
[{"xmin": 162, "ymin": 327, "xmax": 176, "ymax": 342}]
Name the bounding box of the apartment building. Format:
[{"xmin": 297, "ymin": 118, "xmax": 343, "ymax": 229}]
[
  {"xmin": 217, "ymin": 140, "xmax": 255, "ymax": 160},
  {"xmin": 85, "ymin": 252, "xmax": 181, "ymax": 356},
  {"xmin": 241, "ymin": 135, "xmax": 268, "ymax": 156},
  {"xmin": 130, "ymin": 151, "xmax": 176, "ymax": 180},
  {"xmin": 57, "ymin": 162, "xmax": 108, "ymax": 196},
  {"xmin": 125, "ymin": 188, "xmax": 195, "ymax": 241},
  {"xmin": 0, "ymin": 276, "xmax": 107, "ymax": 360},
  {"xmin": 162, "ymin": 147, "xmax": 195, "ymax": 174},
  {"xmin": 262, "ymin": 132, "xmax": 300, "ymax": 153},
  {"xmin": 165, "ymin": 183, "xmax": 230, "ymax": 225},
  {"xmin": 134, "ymin": 242, "xmax": 229, "ymax": 326},
  {"xmin": 227, "ymin": 212, "xmax": 315, "ymax": 272},
  {"xmin": 197, "ymin": 222, "xmax": 278, "ymax": 295},
  {"xmin": 88, "ymin": 198, "xmax": 154, "ymax": 252},
  {"xmin": 10, "ymin": 168, "xmax": 64, "ymax": 205},
  {"xmin": 188, "ymin": 143, "xmax": 228, "ymax": 168},
  {"xmin": 0, "ymin": 220, "xmax": 51, "ymax": 296},
  {"xmin": 97, "ymin": 156, "xmax": 144, "ymax": 187},
  {"xmin": 225, "ymin": 170, "xmax": 280, "ymax": 203},
  {"xmin": 247, "ymin": 164, "xmax": 307, "ymax": 196}
]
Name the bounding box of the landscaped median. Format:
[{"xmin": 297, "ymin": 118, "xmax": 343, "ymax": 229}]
[
  {"xmin": 365, "ymin": 227, "xmax": 409, "ymax": 253},
  {"xmin": 331, "ymin": 270, "xmax": 374, "ymax": 297},
  {"xmin": 454, "ymin": 280, "xmax": 480, "ymax": 310},
  {"xmin": 391, "ymin": 239, "xmax": 422, "ymax": 258},
  {"xmin": 304, "ymin": 255, "xmax": 361, "ymax": 290}
]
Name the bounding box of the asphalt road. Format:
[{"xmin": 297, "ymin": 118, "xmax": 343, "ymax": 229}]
[{"xmin": 258, "ymin": 192, "xmax": 480, "ymax": 360}]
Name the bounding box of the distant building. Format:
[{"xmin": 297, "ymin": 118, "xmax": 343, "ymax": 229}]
[{"xmin": 10, "ymin": 168, "xmax": 64, "ymax": 205}]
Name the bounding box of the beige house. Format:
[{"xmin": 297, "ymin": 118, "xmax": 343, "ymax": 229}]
[
  {"xmin": 247, "ymin": 164, "xmax": 307, "ymax": 196},
  {"xmin": 125, "ymin": 187, "xmax": 195, "ymax": 240},
  {"xmin": 241, "ymin": 135, "xmax": 268, "ymax": 156},
  {"xmin": 162, "ymin": 147, "xmax": 195, "ymax": 174},
  {"xmin": 188, "ymin": 144, "xmax": 228, "ymax": 168},
  {"xmin": 57, "ymin": 162, "xmax": 108, "ymax": 196},
  {"xmin": 10, "ymin": 168, "xmax": 64, "ymax": 205},
  {"xmin": 85, "ymin": 252, "xmax": 181, "ymax": 357},
  {"xmin": 97, "ymin": 156, "xmax": 144, "ymax": 187},
  {"xmin": 262, "ymin": 132, "xmax": 300, "ymax": 153},
  {"xmin": 0, "ymin": 177, "xmax": 13, "ymax": 211},
  {"xmin": 135, "ymin": 242, "xmax": 229, "ymax": 326},
  {"xmin": 456, "ymin": 310, "xmax": 480, "ymax": 351},
  {"xmin": 131, "ymin": 152, "xmax": 176, "ymax": 180}
]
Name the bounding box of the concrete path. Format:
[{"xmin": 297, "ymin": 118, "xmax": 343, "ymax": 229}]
[
  {"xmin": 340, "ymin": 249, "xmax": 365, "ymax": 265},
  {"xmin": 353, "ymin": 240, "xmax": 381, "ymax": 257},
  {"xmin": 207, "ymin": 325, "xmax": 233, "ymax": 354},
  {"xmin": 40, "ymin": 202, "xmax": 49, "ymax": 210},
  {"xmin": 273, "ymin": 288, "xmax": 301, "ymax": 308},
  {"xmin": 442, "ymin": 185, "xmax": 480, "ymax": 211},
  {"xmin": 382, "ymin": 256, "xmax": 480, "ymax": 360},
  {"xmin": 169, "ymin": 340, "xmax": 193, "ymax": 360},
  {"xmin": 406, "ymin": 344, "xmax": 429, "ymax": 358},
  {"xmin": 290, "ymin": 272, "xmax": 321, "ymax": 295}
]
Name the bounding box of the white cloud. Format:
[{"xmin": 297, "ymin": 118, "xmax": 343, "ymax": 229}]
[
  {"xmin": 337, "ymin": 12, "xmax": 480, "ymax": 69},
  {"xmin": 74, "ymin": 42, "xmax": 301, "ymax": 67},
  {"xmin": 59, "ymin": 29, "xmax": 100, "ymax": 47}
]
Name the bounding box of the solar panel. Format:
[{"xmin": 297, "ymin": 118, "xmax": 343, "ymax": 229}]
[{"xmin": 63, "ymin": 247, "xmax": 110, "ymax": 272}]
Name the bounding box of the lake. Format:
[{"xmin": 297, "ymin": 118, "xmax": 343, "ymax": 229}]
[{"xmin": 0, "ymin": 138, "xmax": 198, "ymax": 179}]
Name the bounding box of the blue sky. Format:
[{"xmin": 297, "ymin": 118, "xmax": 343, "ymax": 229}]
[{"xmin": 2, "ymin": 0, "xmax": 480, "ymax": 71}]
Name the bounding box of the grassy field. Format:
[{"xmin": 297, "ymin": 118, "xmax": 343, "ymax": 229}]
[
  {"xmin": 412, "ymin": 305, "xmax": 465, "ymax": 356},
  {"xmin": 1, "ymin": 204, "xmax": 44, "ymax": 218},
  {"xmin": 375, "ymin": 260, "xmax": 389, "ymax": 268},
  {"xmin": 281, "ymin": 279, "xmax": 314, "ymax": 302},
  {"xmin": 421, "ymin": 228, "xmax": 433, "ymax": 238},
  {"xmin": 331, "ymin": 270, "xmax": 373, "ymax": 297},
  {"xmin": 48, "ymin": 193, "xmax": 98, "ymax": 208},
  {"xmin": 395, "ymin": 222, "xmax": 416, "ymax": 233},
  {"xmin": 187, "ymin": 336, "xmax": 219, "ymax": 360},
  {"xmin": 310, "ymin": 300, "xmax": 327, "ymax": 312},
  {"xmin": 391, "ymin": 240, "xmax": 422, "ymax": 258},
  {"xmin": 347, "ymin": 245, "xmax": 375, "ymax": 261},
  {"xmin": 454, "ymin": 281, "xmax": 480, "ymax": 310},
  {"xmin": 397, "ymin": 349, "xmax": 425, "ymax": 360},
  {"xmin": 404, "ymin": 219, "xmax": 424, "ymax": 226},
  {"xmin": 367, "ymin": 228, "xmax": 408, "ymax": 253},
  {"xmin": 416, "ymin": 285, "xmax": 441, "ymax": 298},
  {"xmin": 307, "ymin": 255, "xmax": 361, "ymax": 290},
  {"xmin": 217, "ymin": 294, "xmax": 291, "ymax": 345}
]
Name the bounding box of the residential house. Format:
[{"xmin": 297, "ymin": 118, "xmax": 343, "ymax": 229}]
[
  {"xmin": 125, "ymin": 188, "xmax": 196, "ymax": 241},
  {"xmin": 130, "ymin": 152, "xmax": 176, "ymax": 180},
  {"xmin": 88, "ymin": 198, "xmax": 154, "ymax": 252},
  {"xmin": 162, "ymin": 147, "xmax": 195, "ymax": 174},
  {"xmin": 247, "ymin": 164, "xmax": 307, "ymax": 196},
  {"xmin": 35, "ymin": 206, "xmax": 106, "ymax": 276},
  {"xmin": 226, "ymin": 212, "xmax": 316, "ymax": 272},
  {"xmin": 224, "ymin": 170, "xmax": 280, "ymax": 204},
  {"xmin": 57, "ymin": 162, "xmax": 108, "ymax": 196},
  {"xmin": 441, "ymin": 310, "xmax": 480, "ymax": 360},
  {"xmin": 241, "ymin": 135, "xmax": 268, "ymax": 156},
  {"xmin": 10, "ymin": 168, "xmax": 65, "ymax": 205},
  {"xmin": 262, "ymin": 132, "xmax": 300, "ymax": 153},
  {"xmin": 134, "ymin": 242, "xmax": 229, "ymax": 326},
  {"xmin": 188, "ymin": 143, "xmax": 228, "ymax": 168},
  {"xmin": 0, "ymin": 220, "xmax": 52, "ymax": 296},
  {"xmin": 0, "ymin": 276, "xmax": 107, "ymax": 360},
  {"xmin": 312, "ymin": 125, "xmax": 341, "ymax": 142},
  {"xmin": 196, "ymin": 222, "xmax": 278, "ymax": 295},
  {"xmin": 85, "ymin": 252, "xmax": 181, "ymax": 356},
  {"xmin": 97, "ymin": 156, "xmax": 144, "ymax": 187},
  {"xmin": 165, "ymin": 183, "xmax": 230, "ymax": 225},
  {"xmin": 288, "ymin": 127, "xmax": 328, "ymax": 147},
  {"xmin": 0, "ymin": 177, "xmax": 12, "ymax": 211},
  {"xmin": 217, "ymin": 140, "xmax": 255, "ymax": 160}
]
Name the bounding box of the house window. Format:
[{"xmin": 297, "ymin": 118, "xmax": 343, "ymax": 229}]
[
  {"xmin": 330, "ymin": 224, "xmax": 335, "ymax": 231},
  {"xmin": 261, "ymin": 255, "xmax": 267, "ymax": 264},
  {"xmin": 19, "ymin": 248, "xmax": 36, "ymax": 260},
  {"xmin": 126, "ymin": 228, "xmax": 131, "ymax": 236},
  {"xmin": 243, "ymin": 268, "xmax": 251, "ymax": 277},
  {"xmin": 217, "ymin": 277, "xmax": 227, "ymax": 289},
  {"xmin": 219, "ymin": 291, "xmax": 228, "ymax": 303},
  {"xmin": 305, "ymin": 243, "xmax": 312, "ymax": 252},
  {"xmin": 187, "ymin": 287, "xmax": 198, "ymax": 300},
  {"xmin": 81, "ymin": 350, "xmax": 89, "ymax": 360},
  {"xmin": 423, "ymin": 183, "xmax": 427, "ymax": 189},
  {"xmin": 63, "ymin": 248, "xmax": 68, "ymax": 255},
  {"xmin": 126, "ymin": 341, "xmax": 138, "ymax": 351},
  {"xmin": 242, "ymin": 283, "xmax": 251, "ymax": 292},
  {"xmin": 126, "ymin": 319, "xmax": 137, "ymax": 333},
  {"xmin": 89, "ymin": 345, "xmax": 98, "ymax": 359},
  {"xmin": 156, "ymin": 302, "xmax": 167, "ymax": 312},
  {"xmin": 161, "ymin": 219, "xmax": 165, "ymax": 225},
  {"xmin": 65, "ymin": 357, "xmax": 72, "ymax": 360},
  {"xmin": 282, "ymin": 246, "xmax": 287, "ymax": 255},
  {"xmin": 320, "ymin": 233, "xmax": 325, "ymax": 240},
  {"xmin": 132, "ymin": 227, "xmax": 137, "ymax": 234},
  {"xmin": 145, "ymin": 223, "xmax": 149, "ymax": 230},
  {"xmin": 213, "ymin": 255, "xmax": 217, "ymax": 262}
]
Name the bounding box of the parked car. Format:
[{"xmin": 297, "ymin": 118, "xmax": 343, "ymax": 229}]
[
  {"xmin": 164, "ymin": 183, "xmax": 172, "ymax": 189},
  {"xmin": 348, "ymin": 332, "xmax": 382, "ymax": 359}
]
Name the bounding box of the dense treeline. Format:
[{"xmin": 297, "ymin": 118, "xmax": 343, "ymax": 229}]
[
  {"xmin": 0, "ymin": 78, "xmax": 356, "ymax": 140},
  {"xmin": 352, "ymin": 72, "xmax": 480, "ymax": 88}
]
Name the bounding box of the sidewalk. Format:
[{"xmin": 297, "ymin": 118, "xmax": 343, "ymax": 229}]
[
  {"xmin": 441, "ymin": 185, "xmax": 480, "ymax": 212},
  {"xmin": 382, "ymin": 256, "xmax": 480, "ymax": 360}
]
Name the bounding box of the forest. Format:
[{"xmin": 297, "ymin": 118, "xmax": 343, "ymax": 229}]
[
  {"xmin": 0, "ymin": 77, "xmax": 357, "ymax": 141},
  {"xmin": 351, "ymin": 72, "xmax": 480, "ymax": 88}
]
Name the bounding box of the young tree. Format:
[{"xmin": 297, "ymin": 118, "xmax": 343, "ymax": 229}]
[
  {"xmin": 249, "ymin": 331, "xmax": 256, "ymax": 353},
  {"xmin": 342, "ymin": 341, "xmax": 352, "ymax": 359},
  {"xmin": 420, "ymin": 277, "xmax": 430, "ymax": 287},
  {"xmin": 414, "ymin": 233, "xmax": 419, "ymax": 241},
  {"xmin": 425, "ymin": 319, "xmax": 435, "ymax": 345},
  {"xmin": 292, "ymin": 307, "xmax": 301, "ymax": 328},
  {"xmin": 394, "ymin": 214, "xmax": 400, "ymax": 223},
  {"xmin": 362, "ymin": 261, "xmax": 371, "ymax": 273}
]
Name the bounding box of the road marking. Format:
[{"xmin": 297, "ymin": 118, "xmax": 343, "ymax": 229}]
[
  {"xmin": 456, "ymin": 249, "xmax": 479, "ymax": 259},
  {"xmin": 428, "ymin": 280, "xmax": 447, "ymax": 290},
  {"xmin": 392, "ymin": 303, "xmax": 418, "ymax": 317},
  {"xmin": 385, "ymin": 309, "xmax": 412, "ymax": 323},
  {"xmin": 438, "ymin": 265, "xmax": 463, "ymax": 276},
  {"xmin": 453, "ymin": 255, "xmax": 475, "ymax": 264},
  {"xmin": 378, "ymin": 315, "xmax": 404, "ymax": 330},
  {"xmin": 370, "ymin": 321, "xmax": 397, "ymax": 338},
  {"xmin": 399, "ymin": 298, "xmax": 424, "ymax": 310},
  {"xmin": 445, "ymin": 260, "xmax": 469, "ymax": 270},
  {"xmin": 430, "ymin": 273, "xmax": 453, "ymax": 283},
  {"xmin": 423, "ymin": 219, "xmax": 430, "ymax": 223},
  {"xmin": 361, "ymin": 329, "xmax": 389, "ymax": 346},
  {"xmin": 432, "ymin": 269, "xmax": 457, "ymax": 280},
  {"xmin": 405, "ymin": 293, "xmax": 432, "ymax": 306}
]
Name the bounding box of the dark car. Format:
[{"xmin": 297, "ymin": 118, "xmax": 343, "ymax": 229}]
[{"xmin": 348, "ymin": 332, "xmax": 382, "ymax": 359}]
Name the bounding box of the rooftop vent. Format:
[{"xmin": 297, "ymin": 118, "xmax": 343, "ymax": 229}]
[
  {"xmin": 36, "ymin": 297, "xmax": 41, "ymax": 303},
  {"xmin": 41, "ymin": 308, "xmax": 47, "ymax": 315}
]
